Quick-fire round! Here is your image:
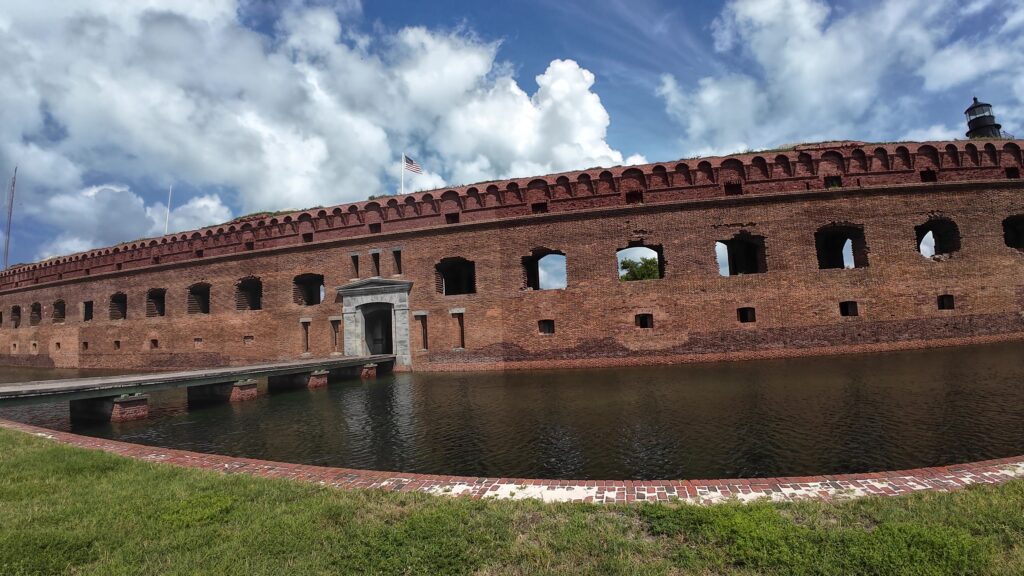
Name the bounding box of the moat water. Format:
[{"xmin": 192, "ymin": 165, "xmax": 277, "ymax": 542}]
[{"xmin": 3, "ymin": 341, "xmax": 1024, "ymax": 480}]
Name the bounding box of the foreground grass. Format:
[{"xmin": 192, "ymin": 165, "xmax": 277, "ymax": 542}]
[{"xmin": 1, "ymin": 430, "xmax": 1023, "ymax": 575}]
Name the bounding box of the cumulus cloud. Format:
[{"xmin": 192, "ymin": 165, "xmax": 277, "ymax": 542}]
[
  {"xmin": 35, "ymin": 185, "xmax": 232, "ymax": 259},
  {"xmin": 0, "ymin": 0, "xmax": 637, "ymax": 261},
  {"xmin": 657, "ymin": 0, "xmax": 1024, "ymax": 156}
]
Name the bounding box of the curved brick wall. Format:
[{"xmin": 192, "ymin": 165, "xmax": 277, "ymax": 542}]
[
  {"xmin": 1, "ymin": 139, "xmax": 1023, "ymax": 371},
  {"xmin": 4, "ymin": 419, "xmax": 1023, "ymax": 504}
]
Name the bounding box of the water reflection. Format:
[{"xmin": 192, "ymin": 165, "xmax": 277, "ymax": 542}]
[{"xmin": 3, "ymin": 341, "xmax": 1024, "ymax": 480}]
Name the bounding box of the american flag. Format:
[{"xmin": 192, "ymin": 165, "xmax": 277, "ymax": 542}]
[{"xmin": 403, "ymin": 154, "xmax": 423, "ymax": 174}]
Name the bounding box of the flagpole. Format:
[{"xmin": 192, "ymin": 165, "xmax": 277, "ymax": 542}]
[
  {"xmin": 3, "ymin": 166, "xmax": 15, "ymax": 271},
  {"xmin": 400, "ymin": 153, "xmax": 405, "ymax": 196},
  {"xmin": 164, "ymin": 185, "xmax": 173, "ymax": 235}
]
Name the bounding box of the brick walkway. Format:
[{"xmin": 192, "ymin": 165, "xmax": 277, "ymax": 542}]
[{"xmin": 4, "ymin": 418, "xmax": 1023, "ymax": 505}]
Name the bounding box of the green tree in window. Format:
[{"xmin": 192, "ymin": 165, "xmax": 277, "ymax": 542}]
[{"xmin": 620, "ymin": 257, "xmax": 661, "ymax": 281}]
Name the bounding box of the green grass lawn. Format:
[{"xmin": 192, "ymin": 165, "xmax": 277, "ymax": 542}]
[{"xmin": 2, "ymin": 429, "xmax": 1024, "ymax": 575}]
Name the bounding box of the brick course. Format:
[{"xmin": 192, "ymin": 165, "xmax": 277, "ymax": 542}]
[{"xmin": 1, "ymin": 140, "xmax": 1023, "ymax": 372}]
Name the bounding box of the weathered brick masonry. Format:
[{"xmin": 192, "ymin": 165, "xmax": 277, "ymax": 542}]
[{"xmin": 1, "ymin": 139, "xmax": 1023, "ymax": 372}]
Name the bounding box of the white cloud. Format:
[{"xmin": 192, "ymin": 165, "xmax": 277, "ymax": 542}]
[
  {"xmin": 537, "ymin": 253, "xmax": 567, "ymax": 290},
  {"xmin": 901, "ymin": 124, "xmax": 962, "ymax": 142},
  {"xmin": 0, "ymin": 1, "xmax": 638, "ymax": 261},
  {"xmin": 656, "ymin": 0, "xmax": 1024, "ymax": 156},
  {"xmin": 36, "ymin": 185, "xmax": 231, "ymax": 259}
]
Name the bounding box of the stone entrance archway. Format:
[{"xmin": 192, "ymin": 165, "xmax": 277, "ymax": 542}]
[
  {"xmin": 336, "ymin": 278, "xmax": 412, "ymax": 366},
  {"xmin": 360, "ymin": 303, "xmax": 393, "ymax": 355}
]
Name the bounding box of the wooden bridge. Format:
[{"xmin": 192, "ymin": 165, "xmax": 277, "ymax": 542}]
[{"xmin": 0, "ymin": 355, "xmax": 393, "ymax": 422}]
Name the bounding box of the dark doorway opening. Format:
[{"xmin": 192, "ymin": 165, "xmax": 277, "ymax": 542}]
[{"xmin": 362, "ymin": 304, "xmax": 394, "ymax": 355}]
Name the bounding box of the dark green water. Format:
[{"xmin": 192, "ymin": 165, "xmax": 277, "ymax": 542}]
[{"xmin": 3, "ymin": 342, "xmax": 1024, "ymax": 480}]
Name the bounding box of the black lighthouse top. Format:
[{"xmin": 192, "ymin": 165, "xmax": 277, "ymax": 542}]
[{"xmin": 965, "ymin": 97, "xmax": 1003, "ymax": 139}]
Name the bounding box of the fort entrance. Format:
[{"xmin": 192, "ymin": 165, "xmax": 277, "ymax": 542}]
[
  {"xmin": 337, "ymin": 279, "xmax": 412, "ymax": 366},
  {"xmin": 360, "ymin": 303, "xmax": 393, "ymax": 355}
]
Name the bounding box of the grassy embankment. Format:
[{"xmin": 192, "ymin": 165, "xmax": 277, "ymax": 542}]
[{"xmin": 2, "ymin": 428, "xmax": 1024, "ymax": 575}]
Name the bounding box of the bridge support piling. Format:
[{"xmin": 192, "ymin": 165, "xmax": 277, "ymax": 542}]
[
  {"xmin": 229, "ymin": 379, "xmax": 258, "ymax": 402},
  {"xmin": 360, "ymin": 363, "xmax": 378, "ymax": 380},
  {"xmin": 188, "ymin": 379, "xmax": 260, "ymax": 406},
  {"xmin": 70, "ymin": 394, "xmax": 149, "ymax": 425},
  {"xmin": 306, "ymin": 370, "xmax": 329, "ymax": 390}
]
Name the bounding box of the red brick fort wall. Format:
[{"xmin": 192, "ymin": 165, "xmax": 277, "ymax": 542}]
[{"xmin": 1, "ymin": 139, "xmax": 1023, "ymax": 371}]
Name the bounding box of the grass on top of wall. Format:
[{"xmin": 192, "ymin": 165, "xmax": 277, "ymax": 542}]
[{"xmin": 1, "ymin": 428, "xmax": 1024, "ymax": 576}]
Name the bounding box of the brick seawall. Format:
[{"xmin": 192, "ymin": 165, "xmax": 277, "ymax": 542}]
[{"xmin": 4, "ymin": 418, "xmax": 1023, "ymax": 505}]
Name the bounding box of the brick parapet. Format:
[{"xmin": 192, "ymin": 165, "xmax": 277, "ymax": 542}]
[
  {"xmin": 4, "ymin": 418, "xmax": 1022, "ymax": 504},
  {"xmin": 2, "ymin": 139, "xmax": 1021, "ymax": 293}
]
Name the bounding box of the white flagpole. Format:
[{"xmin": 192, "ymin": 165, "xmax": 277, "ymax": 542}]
[
  {"xmin": 164, "ymin": 185, "xmax": 173, "ymax": 235},
  {"xmin": 400, "ymin": 153, "xmax": 405, "ymax": 196}
]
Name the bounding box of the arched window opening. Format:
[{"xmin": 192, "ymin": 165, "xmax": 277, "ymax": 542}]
[
  {"xmin": 146, "ymin": 288, "xmax": 167, "ymax": 317},
  {"xmin": 435, "ymin": 257, "xmax": 476, "ymax": 295},
  {"xmin": 52, "ymin": 300, "xmax": 66, "ymax": 324},
  {"xmin": 235, "ymin": 277, "xmax": 263, "ymax": 311},
  {"xmin": 815, "ymin": 224, "xmax": 869, "ymax": 269},
  {"xmin": 915, "ymin": 218, "xmax": 961, "ymax": 259},
  {"xmin": 109, "ymin": 293, "xmax": 127, "ymax": 320},
  {"xmin": 29, "ymin": 302, "xmax": 41, "ymax": 326},
  {"xmin": 716, "ymin": 232, "xmax": 767, "ymax": 276},
  {"xmin": 293, "ymin": 273, "xmax": 325, "ymax": 306},
  {"xmin": 522, "ymin": 249, "xmax": 567, "ymax": 290},
  {"xmin": 187, "ymin": 283, "xmax": 211, "ymax": 314},
  {"xmin": 617, "ymin": 242, "xmax": 665, "ymax": 281},
  {"xmin": 1003, "ymin": 215, "xmax": 1024, "ymax": 251},
  {"xmin": 10, "ymin": 306, "xmax": 20, "ymax": 329}
]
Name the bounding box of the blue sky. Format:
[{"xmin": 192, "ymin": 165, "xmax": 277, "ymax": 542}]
[{"xmin": 1, "ymin": 0, "xmax": 1022, "ymax": 267}]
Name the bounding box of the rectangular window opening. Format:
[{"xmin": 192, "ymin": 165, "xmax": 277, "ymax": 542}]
[
  {"xmin": 724, "ymin": 182, "xmax": 743, "ymax": 195},
  {"xmin": 302, "ymin": 232, "xmax": 314, "ymax": 243},
  {"xmin": 149, "ymin": 339, "xmax": 159, "ymax": 350},
  {"xmin": 81, "ymin": 342, "xmax": 89, "ymax": 351},
  {"xmin": 301, "ymin": 321, "xmax": 310, "ymax": 353},
  {"xmin": 823, "ymin": 176, "xmax": 843, "ymax": 189},
  {"xmin": 330, "ymin": 320, "xmax": 341, "ymax": 352},
  {"xmin": 625, "ymin": 191, "xmax": 643, "ymax": 204},
  {"xmin": 1007, "ymin": 167, "xmax": 1021, "ymax": 179},
  {"xmin": 83, "ymin": 301, "xmax": 94, "ymax": 322},
  {"xmin": 531, "ymin": 202, "xmax": 549, "ymax": 214},
  {"xmin": 452, "ymin": 312, "xmax": 465, "ymax": 349},
  {"xmin": 737, "ymin": 307, "xmax": 757, "ymax": 323},
  {"xmin": 839, "ymin": 301, "xmax": 859, "ymax": 317},
  {"xmin": 245, "ymin": 241, "xmax": 255, "ymax": 251},
  {"xmin": 350, "ymin": 254, "xmax": 360, "ymax": 278},
  {"xmin": 188, "ymin": 285, "xmax": 211, "ymax": 314},
  {"xmin": 146, "ymin": 289, "xmax": 166, "ymax": 317},
  {"xmin": 113, "ymin": 340, "xmax": 121, "ymax": 351},
  {"xmin": 538, "ymin": 319, "xmax": 555, "ymax": 334},
  {"xmin": 195, "ymin": 250, "xmax": 204, "ymax": 258},
  {"xmin": 371, "ymin": 252, "xmax": 381, "ymax": 277},
  {"xmin": 938, "ymin": 294, "xmax": 955, "ymax": 310},
  {"xmin": 193, "ymin": 338, "xmax": 204, "ymax": 349},
  {"xmin": 920, "ymin": 169, "xmax": 938, "ymax": 182},
  {"xmin": 417, "ymin": 315, "xmax": 428, "ymax": 350},
  {"xmin": 392, "ymin": 249, "xmax": 403, "ymax": 275},
  {"xmin": 635, "ymin": 313, "xmax": 654, "ymax": 329},
  {"xmin": 369, "ymin": 223, "xmax": 382, "ymax": 234},
  {"xmin": 445, "ymin": 213, "xmax": 460, "ymax": 224}
]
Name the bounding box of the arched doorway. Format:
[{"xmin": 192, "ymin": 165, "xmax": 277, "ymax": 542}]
[{"xmin": 361, "ymin": 303, "xmax": 393, "ymax": 355}]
